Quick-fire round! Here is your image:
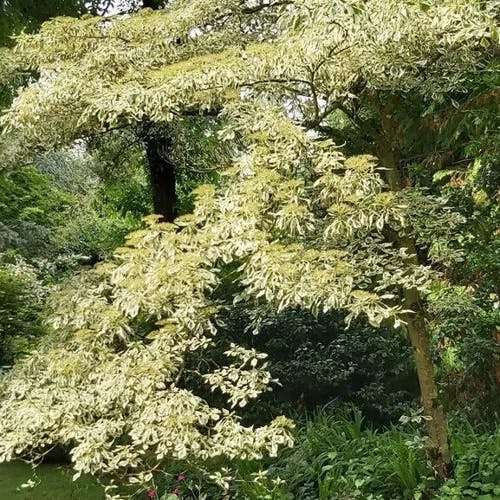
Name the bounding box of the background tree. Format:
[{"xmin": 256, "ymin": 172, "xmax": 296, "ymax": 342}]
[{"xmin": 2, "ymin": 0, "xmax": 284, "ymax": 220}]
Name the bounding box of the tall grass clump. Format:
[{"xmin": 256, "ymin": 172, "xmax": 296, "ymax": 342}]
[{"xmin": 235, "ymin": 408, "xmax": 500, "ymax": 500}]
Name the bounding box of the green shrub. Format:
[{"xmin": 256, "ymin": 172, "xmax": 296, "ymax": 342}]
[
  {"xmin": 221, "ymin": 307, "xmax": 418, "ymax": 425},
  {"xmin": 234, "ymin": 410, "xmax": 500, "ymax": 500},
  {"xmin": 428, "ymin": 285, "xmax": 499, "ymax": 420},
  {"xmin": 0, "ymin": 260, "xmax": 46, "ymax": 366},
  {"xmin": 0, "ymin": 166, "xmax": 74, "ymax": 255},
  {"xmin": 265, "ymin": 409, "xmax": 431, "ymax": 500},
  {"xmin": 53, "ymin": 202, "xmax": 143, "ymax": 262},
  {"xmin": 439, "ymin": 418, "xmax": 500, "ymax": 499},
  {"xmin": 0, "ymin": 154, "xmax": 151, "ymax": 263}
]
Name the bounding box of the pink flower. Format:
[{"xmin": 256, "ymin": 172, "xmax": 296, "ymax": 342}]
[
  {"xmin": 177, "ymin": 473, "xmax": 186, "ymax": 482},
  {"xmin": 146, "ymin": 488, "xmax": 157, "ymax": 498},
  {"xmin": 172, "ymin": 487, "xmax": 181, "ymax": 495}
]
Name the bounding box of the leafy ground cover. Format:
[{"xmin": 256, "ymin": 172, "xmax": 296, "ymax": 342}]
[
  {"xmin": 235, "ymin": 410, "xmax": 500, "ymax": 500},
  {"xmin": 0, "ymin": 410, "xmax": 499, "ymax": 500}
]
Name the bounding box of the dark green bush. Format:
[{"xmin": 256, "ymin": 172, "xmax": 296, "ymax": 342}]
[
  {"xmin": 428, "ymin": 285, "xmax": 499, "ymax": 420},
  {"xmin": 220, "ymin": 307, "xmax": 418, "ymax": 425}
]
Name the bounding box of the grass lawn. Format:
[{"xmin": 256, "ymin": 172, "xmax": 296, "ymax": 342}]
[{"xmin": 0, "ymin": 462, "xmax": 104, "ymax": 499}]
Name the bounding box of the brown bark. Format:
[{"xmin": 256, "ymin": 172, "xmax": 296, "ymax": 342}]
[
  {"xmin": 402, "ymin": 248, "xmax": 452, "ymax": 480},
  {"xmin": 141, "ymin": 0, "xmax": 178, "ymax": 222},
  {"xmin": 142, "ymin": 0, "xmax": 162, "ymax": 9},
  {"xmin": 145, "ymin": 133, "xmax": 177, "ymax": 222},
  {"xmin": 495, "ymin": 330, "xmax": 500, "ymax": 386},
  {"xmin": 376, "ymin": 125, "xmax": 453, "ymax": 480}
]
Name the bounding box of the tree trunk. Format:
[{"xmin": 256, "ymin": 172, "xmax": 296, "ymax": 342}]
[
  {"xmin": 376, "ymin": 129, "xmax": 452, "ymax": 480},
  {"xmin": 495, "ymin": 329, "xmax": 500, "ymax": 386},
  {"xmin": 142, "ymin": 0, "xmax": 162, "ymax": 9},
  {"xmin": 145, "ymin": 133, "xmax": 177, "ymax": 222},
  {"xmin": 404, "ymin": 283, "xmax": 453, "ymax": 479},
  {"xmin": 141, "ymin": 0, "xmax": 177, "ymax": 222}
]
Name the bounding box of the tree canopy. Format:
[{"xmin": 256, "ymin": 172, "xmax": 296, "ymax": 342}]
[{"xmin": 2, "ymin": 1, "xmax": 496, "ymax": 144}]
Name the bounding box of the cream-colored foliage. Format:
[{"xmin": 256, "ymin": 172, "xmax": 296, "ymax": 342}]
[
  {"xmin": 0, "ymin": 1, "xmax": 494, "ymax": 496},
  {"xmin": 0, "ymin": 204, "xmax": 293, "ymax": 497},
  {"xmin": 1, "ymin": 0, "xmax": 496, "ymax": 147},
  {"xmin": 0, "ymin": 103, "xmax": 465, "ymax": 500},
  {"xmin": 0, "ymin": 96, "xmax": 459, "ymax": 493}
]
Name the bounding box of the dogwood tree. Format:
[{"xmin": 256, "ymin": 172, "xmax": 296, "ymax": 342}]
[{"xmin": 0, "ymin": 0, "xmax": 497, "ymax": 487}]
